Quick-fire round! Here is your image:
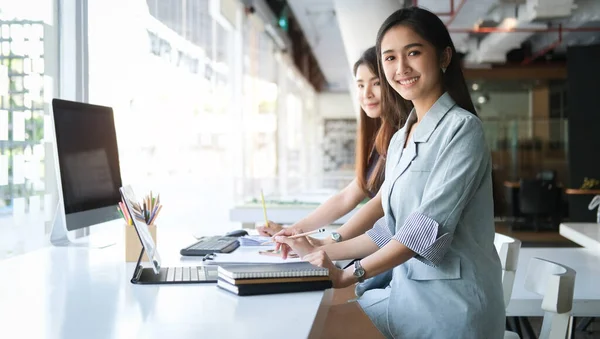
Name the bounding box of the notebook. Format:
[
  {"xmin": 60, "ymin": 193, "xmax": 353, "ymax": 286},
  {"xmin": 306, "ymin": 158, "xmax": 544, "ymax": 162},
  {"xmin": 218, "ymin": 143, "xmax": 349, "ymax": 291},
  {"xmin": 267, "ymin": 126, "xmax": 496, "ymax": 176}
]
[
  {"xmin": 218, "ymin": 262, "xmax": 329, "ymax": 280},
  {"xmin": 219, "ymin": 275, "xmax": 330, "ymax": 286},
  {"xmin": 217, "ymin": 279, "xmax": 332, "ymax": 296}
]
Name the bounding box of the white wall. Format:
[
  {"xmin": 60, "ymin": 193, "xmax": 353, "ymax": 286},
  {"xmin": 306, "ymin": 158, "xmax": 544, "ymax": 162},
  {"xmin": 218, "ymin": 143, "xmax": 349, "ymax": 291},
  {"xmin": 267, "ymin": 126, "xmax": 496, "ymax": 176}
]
[{"xmin": 317, "ymin": 92, "xmax": 356, "ymax": 119}]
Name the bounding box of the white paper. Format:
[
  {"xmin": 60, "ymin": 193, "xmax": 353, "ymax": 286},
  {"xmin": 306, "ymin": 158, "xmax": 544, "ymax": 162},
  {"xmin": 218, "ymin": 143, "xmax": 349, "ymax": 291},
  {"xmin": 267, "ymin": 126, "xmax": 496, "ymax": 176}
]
[
  {"xmin": 204, "ymin": 246, "xmax": 305, "ymax": 265},
  {"xmin": 237, "ymin": 235, "xmax": 272, "ymax": 246}
]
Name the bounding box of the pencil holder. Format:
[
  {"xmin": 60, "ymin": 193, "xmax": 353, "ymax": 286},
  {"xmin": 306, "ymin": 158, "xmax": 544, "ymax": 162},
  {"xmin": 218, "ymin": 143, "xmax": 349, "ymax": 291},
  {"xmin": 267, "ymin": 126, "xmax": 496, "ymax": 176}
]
[{"xmin": 125, "ymin": 224, "xmax": 157, "ymax": 262}]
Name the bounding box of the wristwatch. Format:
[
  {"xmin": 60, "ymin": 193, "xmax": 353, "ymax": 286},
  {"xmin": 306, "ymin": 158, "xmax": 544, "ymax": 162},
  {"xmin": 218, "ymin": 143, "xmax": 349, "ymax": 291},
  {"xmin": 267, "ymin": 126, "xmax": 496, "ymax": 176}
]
[
  {"xmin": 331, "ymin": 231, "xmax": 342, "ymax": 243},
  {"xmin": 353, "ymin": 260, "xmax": 366, "ymax": 283}
]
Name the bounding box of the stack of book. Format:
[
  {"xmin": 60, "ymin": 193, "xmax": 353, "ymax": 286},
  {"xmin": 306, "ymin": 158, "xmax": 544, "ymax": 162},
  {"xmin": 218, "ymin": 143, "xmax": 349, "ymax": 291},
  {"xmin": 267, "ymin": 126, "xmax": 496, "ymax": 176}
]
[{"xmin": 217, "ymin": 262, "xmax": 333, "ymax": 296}]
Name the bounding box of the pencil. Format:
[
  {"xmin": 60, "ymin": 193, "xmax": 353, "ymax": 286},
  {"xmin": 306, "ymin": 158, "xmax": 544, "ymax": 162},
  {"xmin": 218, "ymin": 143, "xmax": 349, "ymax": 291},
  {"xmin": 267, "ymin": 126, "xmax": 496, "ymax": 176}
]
[
  {"xmin": 260, "ymin": 228, "xmax": 327, "ymax": 245},
  {"xmin": 260, "ymin": 189, "xmax": 269, "ymax": 228},
  {"xmin": 118, "ymin": 202, "xmax": 131, "ymax": 225},
  {"xmin": 287, "ymin": 227, "xmax": 326, "ymax": 239},
  {"xmin": 148, "ymin": 205, "xmax": 162, "ymax": 225}
]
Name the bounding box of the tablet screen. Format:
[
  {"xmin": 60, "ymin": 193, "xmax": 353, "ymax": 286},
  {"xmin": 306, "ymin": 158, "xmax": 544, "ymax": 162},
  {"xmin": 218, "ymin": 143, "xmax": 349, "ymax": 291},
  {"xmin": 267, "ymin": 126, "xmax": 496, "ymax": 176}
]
[{"xmin": 120, "ymin": 185, "xmax": 161, "ymax": 274}]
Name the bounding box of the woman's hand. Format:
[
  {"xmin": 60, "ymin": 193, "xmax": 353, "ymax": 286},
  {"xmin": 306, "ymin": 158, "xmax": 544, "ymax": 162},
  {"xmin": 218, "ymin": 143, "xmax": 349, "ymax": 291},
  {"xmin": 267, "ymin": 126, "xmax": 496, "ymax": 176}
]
[
  {"xmin": 273, "ymin": 228, "xmax": 316, "ymax": 259},
  {"xmin": 255, "ymin": 221, "xmax": 283, "ymax": 237},
  {"xmin": 306, "ymin": 236, "xmax": 333, "ymax": 247},
  {"xmin": 302, "ymin": 250, "xmax": 351, "ymax": 288}
]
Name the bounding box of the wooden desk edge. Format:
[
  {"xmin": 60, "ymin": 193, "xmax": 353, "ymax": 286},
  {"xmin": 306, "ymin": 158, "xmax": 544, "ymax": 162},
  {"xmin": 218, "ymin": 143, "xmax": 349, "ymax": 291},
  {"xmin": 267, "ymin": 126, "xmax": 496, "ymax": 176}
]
[
  {"xmin": 503, "ymin": 181, "xmax": 520, "ymax": 188},
  {"xmin": 565, "ymin": 189, "xmax": 600, "ymax": 195}
]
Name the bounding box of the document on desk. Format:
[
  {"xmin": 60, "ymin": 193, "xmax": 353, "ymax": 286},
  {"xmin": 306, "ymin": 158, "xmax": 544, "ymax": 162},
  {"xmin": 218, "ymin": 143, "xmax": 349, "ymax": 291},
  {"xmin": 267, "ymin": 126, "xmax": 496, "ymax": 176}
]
[
  {"xmin": 238, "ymin": 235, "xmax": 272, "ymax": 246},
  {"xmin": 204, "ymin": 246, "xmax": 305, "ymax": 265}
]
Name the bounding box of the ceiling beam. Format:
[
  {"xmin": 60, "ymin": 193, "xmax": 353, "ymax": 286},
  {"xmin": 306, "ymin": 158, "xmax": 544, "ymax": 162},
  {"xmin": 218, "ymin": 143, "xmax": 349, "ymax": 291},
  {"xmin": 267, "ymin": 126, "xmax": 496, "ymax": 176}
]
[{"xmin": 463, "ymin": 64, "xmax": 567, "ymax": 80}]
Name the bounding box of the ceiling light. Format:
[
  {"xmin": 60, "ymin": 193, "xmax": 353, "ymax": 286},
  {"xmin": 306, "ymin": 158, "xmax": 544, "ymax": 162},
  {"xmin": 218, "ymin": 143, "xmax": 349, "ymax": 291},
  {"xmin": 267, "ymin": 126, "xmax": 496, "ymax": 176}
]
[
  {"xmin": 477, "ymin": 95, "xmax": 489, "ymax": 104},
  {"xmin": 472, "ymin": 83, "xmax": 480, "ymax": 91}
]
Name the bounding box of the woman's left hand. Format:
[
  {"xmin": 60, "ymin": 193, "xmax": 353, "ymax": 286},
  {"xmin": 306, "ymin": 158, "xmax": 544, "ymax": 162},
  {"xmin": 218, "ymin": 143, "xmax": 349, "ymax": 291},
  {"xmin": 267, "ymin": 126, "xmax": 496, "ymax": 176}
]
[{"xmin": 302, "ymin": 250, "xmax": 351, "ymax": 288}]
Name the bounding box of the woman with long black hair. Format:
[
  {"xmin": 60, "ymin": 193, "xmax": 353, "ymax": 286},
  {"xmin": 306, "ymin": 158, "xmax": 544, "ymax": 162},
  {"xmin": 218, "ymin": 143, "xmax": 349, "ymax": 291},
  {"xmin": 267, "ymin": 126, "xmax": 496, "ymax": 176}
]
[
  {"xmin": 275, "ymin": 7, "xmax": 505, "ymax": 338},
  {"xmin": 258, "ymin": 46, "xmax": 399, "ymax": 248}
]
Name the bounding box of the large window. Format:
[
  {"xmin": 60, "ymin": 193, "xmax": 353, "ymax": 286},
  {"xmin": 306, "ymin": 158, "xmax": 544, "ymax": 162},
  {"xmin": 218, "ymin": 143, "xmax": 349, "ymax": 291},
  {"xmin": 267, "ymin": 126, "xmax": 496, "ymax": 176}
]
[
  {"xmin": 239, "ymin": 19, "xmax": 279, "ymax": 197},
  {"xmin": 0, "ymin": 0, "xmax": 321, "ymax": 259},
  {"xmin": 88, "ymin": 0, "xmax": 239, "ymax": 235},
  {"xmin": 88, "ymin": 0, "xmax": 319, "ymax": 234},
  {"xmin": 0, "ymin": 0, "xmax": 57, "ymax": 259}
]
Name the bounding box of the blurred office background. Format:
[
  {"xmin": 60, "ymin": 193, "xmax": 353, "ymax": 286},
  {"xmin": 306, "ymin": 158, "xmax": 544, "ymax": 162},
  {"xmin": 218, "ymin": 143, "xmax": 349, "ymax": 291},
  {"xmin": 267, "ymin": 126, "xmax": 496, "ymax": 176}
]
[{"xmin": 1, "ymin": 0, "xmax": 599, "ymax": 258}]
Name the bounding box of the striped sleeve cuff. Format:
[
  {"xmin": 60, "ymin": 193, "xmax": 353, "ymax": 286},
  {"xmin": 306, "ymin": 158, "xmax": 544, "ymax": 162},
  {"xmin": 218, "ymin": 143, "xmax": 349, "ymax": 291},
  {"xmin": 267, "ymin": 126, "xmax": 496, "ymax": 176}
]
[
  {"xmin": 392, "ymin": 212, "xmax": 453, "ymax": 267},
  {"xmin": 366, "ymin": 217, "xmax": 392, "ymax": 248}
]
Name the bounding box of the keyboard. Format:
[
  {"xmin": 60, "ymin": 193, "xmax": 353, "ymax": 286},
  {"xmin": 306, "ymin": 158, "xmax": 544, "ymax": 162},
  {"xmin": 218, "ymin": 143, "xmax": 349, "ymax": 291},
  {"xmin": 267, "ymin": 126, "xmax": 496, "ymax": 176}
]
[
  {"xmin": 180, "ymin": 236, "xmax": 240, "ymax": 256},
  {"xmin": 132, "ymin": 265, "xmax": 219, "ymax": 284},
  {"xmin": 162, "ymin": 266, "xmax": 218, "ymax": 282}
]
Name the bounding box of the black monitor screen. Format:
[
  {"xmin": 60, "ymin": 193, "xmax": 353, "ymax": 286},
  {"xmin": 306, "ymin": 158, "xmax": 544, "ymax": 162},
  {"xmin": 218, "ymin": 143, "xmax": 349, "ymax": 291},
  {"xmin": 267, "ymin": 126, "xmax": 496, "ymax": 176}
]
[{"xmin": 52, "ymin": 99, "xmax": 122, "ymax": 215}]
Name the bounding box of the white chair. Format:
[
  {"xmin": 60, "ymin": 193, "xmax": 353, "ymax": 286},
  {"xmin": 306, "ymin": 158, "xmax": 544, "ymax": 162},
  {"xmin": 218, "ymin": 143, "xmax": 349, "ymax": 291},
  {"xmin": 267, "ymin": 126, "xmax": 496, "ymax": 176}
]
[
  {"xmin": 494, "ymin": 233, "xmax": 522, "ymax": 308},
  {"xmin": 505, "ymin": 257, "xmax": 577, "ymax": 339},
  {"xmin": 494, "ymin": 234, "xmax": 523, "ymax": 339}
]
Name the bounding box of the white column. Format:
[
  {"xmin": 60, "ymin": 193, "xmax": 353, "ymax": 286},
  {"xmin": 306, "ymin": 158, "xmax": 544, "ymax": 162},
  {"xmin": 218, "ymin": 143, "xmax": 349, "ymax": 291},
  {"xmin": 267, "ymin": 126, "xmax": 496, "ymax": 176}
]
[
  {"xmin": 276, "ymin": 53, "xmax": 289, "ymax": 197},
  {"xmin": 48, "ymin": 0, "xmax": 90, "ymax": 243},
  {"xmin": 332, "ymin": 0, "xmax": 399, "ymax": 113},
  {"xmin": 58, "ymin": 0, "xmax": 88, "ymax": 101},
  {"xmin": 230, "ymin": 3, "xmax": 246, "ymax": 201},
  {"xmin": 332, "ymin": 0, "xmax": 399, "ymax": 72}
]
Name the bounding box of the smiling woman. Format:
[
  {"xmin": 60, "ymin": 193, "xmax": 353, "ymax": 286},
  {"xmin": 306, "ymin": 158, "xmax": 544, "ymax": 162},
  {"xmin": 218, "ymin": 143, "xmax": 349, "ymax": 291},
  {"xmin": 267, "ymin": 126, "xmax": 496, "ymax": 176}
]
[
  {"xmin": 375, "ymin": 7, "xmax": 476, "ymax": 133},
  {"xmin": 273, "ymin": 6, "xmax": 505, "ymax": 339},
  {"xmin": 257, "ymin": 47, "xmax": 399, "ymax": 243}
]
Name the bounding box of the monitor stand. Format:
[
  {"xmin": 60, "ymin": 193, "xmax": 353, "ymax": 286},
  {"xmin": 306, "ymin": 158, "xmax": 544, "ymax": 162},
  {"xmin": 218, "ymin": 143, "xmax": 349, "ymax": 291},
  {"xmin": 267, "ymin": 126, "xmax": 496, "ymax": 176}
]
[{"xmin": 49, "ymin": 202, "xmax": 117, "ymax": 248}]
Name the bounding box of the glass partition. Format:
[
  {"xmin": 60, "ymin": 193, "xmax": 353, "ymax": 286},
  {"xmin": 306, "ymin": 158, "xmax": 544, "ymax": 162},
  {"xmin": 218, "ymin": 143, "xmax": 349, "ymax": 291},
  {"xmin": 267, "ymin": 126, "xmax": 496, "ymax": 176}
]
[{"xmin": 485, "ymin": 118, "xmax": 569, "ymax": 184}]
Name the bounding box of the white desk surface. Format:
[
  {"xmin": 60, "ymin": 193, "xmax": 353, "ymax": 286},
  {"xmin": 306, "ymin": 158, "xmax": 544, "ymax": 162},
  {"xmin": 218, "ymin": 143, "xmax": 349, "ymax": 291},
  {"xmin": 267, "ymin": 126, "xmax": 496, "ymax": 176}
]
[
  {"xmin": 506, "ymin": 247, "xmax": 600, "ymax": 317},
  {"xmin": 0, "ymin": 226, "xmax": 325, "ymax": 339},
  {"xmin": 4, "ymin": 228, "xmax": 600, "ymax": 338},
  {"xmin": 559, "ymin": 222, "xmax": 600, "ymax": 252}
]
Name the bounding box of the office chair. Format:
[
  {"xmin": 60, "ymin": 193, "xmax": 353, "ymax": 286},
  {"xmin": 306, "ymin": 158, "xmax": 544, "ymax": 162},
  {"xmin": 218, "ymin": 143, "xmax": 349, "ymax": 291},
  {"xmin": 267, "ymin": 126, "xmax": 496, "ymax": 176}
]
[
  {"xmin": 504, "ymin": 258, "xmax": 576, "ymax": 339},
  {"xmin": 504, "ymin": 184, "xmax": 521, "ymax": 230},
  {"xmin": 518, "ymin": 179, "xmax": 561, "ymax": 231},
  {"xmin": 536, "ymin": 170, "xmax": 557, "ymax": 184}
]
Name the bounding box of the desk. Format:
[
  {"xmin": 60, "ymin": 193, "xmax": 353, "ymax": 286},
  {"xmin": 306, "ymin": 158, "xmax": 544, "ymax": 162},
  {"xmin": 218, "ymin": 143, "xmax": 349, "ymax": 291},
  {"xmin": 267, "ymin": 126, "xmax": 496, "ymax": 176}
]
[
  {"xmin": 560, "ymin": 223, "xmax": 600, "ymax": 252},
  {"xmin": 0, "ymin": 224, "xmax": 325, "ymax": 339},
  {"xmin": 564, "ymin": 189, "xmax": 600, "ymax": 195},
  {"xmin": 564, "ymin": 190, "xmax": 600, "ymax": 222},
  {"xmin": 503, "ymin": 181, "xmax": 564, "ymax": 189},
  {"xmin": 506, "ymin": 247, "xmax": 600, "ymax": 317}
]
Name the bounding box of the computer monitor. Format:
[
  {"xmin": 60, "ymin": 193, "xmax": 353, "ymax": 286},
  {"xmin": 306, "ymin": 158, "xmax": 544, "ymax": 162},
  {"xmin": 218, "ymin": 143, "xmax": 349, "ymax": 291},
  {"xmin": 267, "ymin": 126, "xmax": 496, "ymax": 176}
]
[{"xmin": 49, "ymin": 99, "xmax": 122, "ymax": 246}]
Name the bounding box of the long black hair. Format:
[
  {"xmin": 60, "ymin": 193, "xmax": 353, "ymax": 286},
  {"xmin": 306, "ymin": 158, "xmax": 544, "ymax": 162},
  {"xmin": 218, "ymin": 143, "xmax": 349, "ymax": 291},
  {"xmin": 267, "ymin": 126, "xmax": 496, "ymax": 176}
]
[
  {"xmin": 352, "ymin": 47, "xmax": 389, "ymax": 196},
  {"xmin": 375, "ymin": 6, "xmax": 476, "ymax": 126}
]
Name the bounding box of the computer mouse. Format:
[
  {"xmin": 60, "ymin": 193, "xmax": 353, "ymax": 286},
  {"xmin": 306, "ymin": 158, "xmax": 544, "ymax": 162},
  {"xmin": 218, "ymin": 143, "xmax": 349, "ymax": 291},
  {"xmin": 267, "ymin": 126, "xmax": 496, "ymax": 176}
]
[{"xmin": 225, "ymin": 229, "xmax": 248, "ymax": 237}]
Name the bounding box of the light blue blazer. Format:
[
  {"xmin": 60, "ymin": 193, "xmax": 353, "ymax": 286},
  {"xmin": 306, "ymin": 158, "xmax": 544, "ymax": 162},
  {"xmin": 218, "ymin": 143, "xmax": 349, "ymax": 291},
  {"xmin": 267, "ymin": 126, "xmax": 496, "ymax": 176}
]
[{"xmin": 358, "ymin": 93, "xmax": 505, "ymax": 339}]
